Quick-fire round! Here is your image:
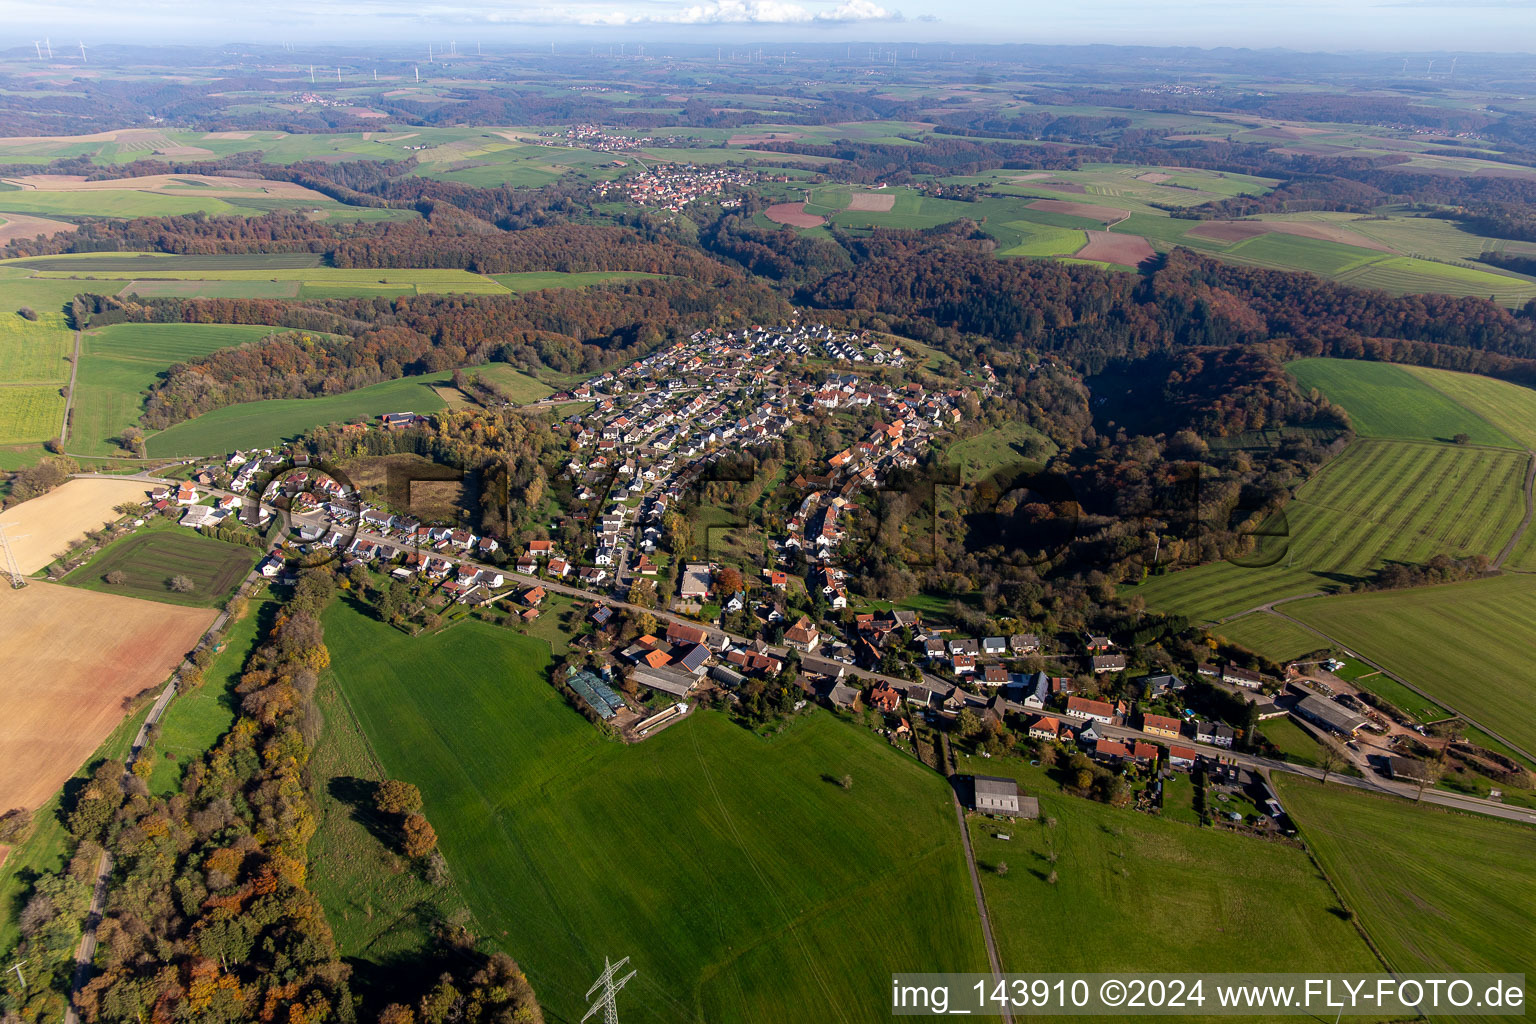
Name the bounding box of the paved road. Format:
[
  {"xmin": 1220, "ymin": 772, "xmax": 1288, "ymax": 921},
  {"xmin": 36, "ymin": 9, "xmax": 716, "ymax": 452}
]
[{"xmin": 1096, "ymin": 722, "xmax": 1536, "ymax": 825}]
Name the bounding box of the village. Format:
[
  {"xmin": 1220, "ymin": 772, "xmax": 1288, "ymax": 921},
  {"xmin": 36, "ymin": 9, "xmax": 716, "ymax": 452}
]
[
  {"xmin": 605, "ymin": 161, "xmax": 754, "ymax": 210},
  {"xmin": 104, "ymin": 317, "xmax": 1457, "ymax": 837}
]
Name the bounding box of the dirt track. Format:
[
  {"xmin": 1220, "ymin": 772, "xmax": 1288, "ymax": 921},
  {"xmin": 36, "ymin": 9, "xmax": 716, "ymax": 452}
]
[{"xmin": 0, "ymin": 582, "xmax": 214, "ymax": 811}]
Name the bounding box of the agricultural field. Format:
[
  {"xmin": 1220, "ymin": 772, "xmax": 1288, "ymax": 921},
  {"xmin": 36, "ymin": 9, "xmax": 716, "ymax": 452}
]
[
  {"xmin": 0, "ymin": 580, "xmax": 214, "ymax": 813},
  {"xmin": 0, "ymin": 476, "xmax": 151, "ymax": 573},
  {"xmin": 958, "ymin": 756, "xmax": 1381, "ymax": 979},
  {"xmin": 489, "ymin": 270, "xmax": 665, "ymax": 292},
  {"xmin": 0, "ymin": 384, "xmax": 65, "ymax": 445},
  {"xmin": 1257, "ymin": 716, "xmax": 1330, "ymax": 767},
  {"xmin": 1399, "ymin": 364, "xmax": 1536, "ymax": 450},
  {"xmin": 0, "ymin": 310, "xmax": 73, "ymax": 382},
  {"xmin": 145, "ymin": 371, "xmax": 452, "ymax": 457},
  {"xmin": 0, "ymin": 171, "xmax": 417, "ymax": 222},
  {"xmin": 146, "ymin": 598, "xmax": 275, "ymax": 796},
  {"xmin": 1287, "ymin": 358, "xmax": 1517, "ymax": 447},
  {"xmin": 1211, "ymin": 611, "xmax": 1325, "ymax": 662},
  {"xmin": 1137, "ymin": 438, "xmax": 1527, "ymax": 621},
  {"xmin": 1286, "ymin": 574, "xmax": 1536, "ymax": 756},
  {"xmin": 1274, "ymin": 776, "xmax": 1536, "ymax": 998},
  {"xmin": 323, "ymin": 604, "xmax": 989, "ymax": 1024},
  {"xmin": 71, "ymin": 321, "xmax": 276, "ymax": 455},
  {"xmin": 454, "ymin": 361, "xmax": 556, "ymax": 403},
  {"xmin": 63, "ymin": 525, "xmax": 260, "ymax": 607},
  {"xmin": 25, "ymin": 265, "xmax": 509, "ymax": 297}
]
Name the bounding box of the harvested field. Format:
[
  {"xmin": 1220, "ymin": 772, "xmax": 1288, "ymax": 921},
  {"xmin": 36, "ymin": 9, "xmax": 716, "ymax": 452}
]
[
  {"xmin": 1009, "ymin": 173, "xmax": 1052, "ymax": 183},
  {"xmin": 1076, "ymin": 230, "xmax": 1155, "ymax": 265},
  {"xmin": 201, "ymin": 131, "xmax": 254, "ymax": 140},
  {"xmin": 727, "ymin": 132, "xmax": 804, "ymax": 145},
  {"xmin": 1186, "ymin": 219, "xmax": 1395, "ymax": 252},
  {"xmin": 1037, "ymin": 180, "xmax": 1087, "ymax": 193},
  {"xmin": 2, "ymin": 477, "xmax": 151, "ymax": 573},
  {"xmin": 0, "ymin": 173, "xmax": 329, "ymax": 201},
  {"xmin": 765, "ymin": 201, "xmax": 824, "ymax": 228},
  {"xmin": 846, "ymin": 192, "xmax": 896, "ymax": 212},
  {"xmin": 1026, "ymin": 198, "xmax": 1128, "ymax": 224},
  {"xmin": 1136, "ymin": 172, "xmax": 1172, "ymax": 183},
  {"xmin": 0, "ymin": 213, "xmax": 76, "ymax": 245},
  {"xmin": 0, "ymin": 581, "xmax": 214, "ymax": 811},
  {"xmin": 152, "ymin": 146, "xmax": 214, "ymax": 158}
]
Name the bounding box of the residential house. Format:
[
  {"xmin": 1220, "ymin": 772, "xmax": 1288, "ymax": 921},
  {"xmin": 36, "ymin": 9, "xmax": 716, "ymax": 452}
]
[
  {"xmin": 1169, "ymin": 746, "xmax": 1198, "ymax": 771},
  {"xmin": 784, "ymin": 616, "xmax": 821, "ymax": 653},
  {"xmin": 1009, "ymin": 634, "xmax": 1040, "ymax": 654},
  {"xmin": 1091, "ymin": 653, "xmax": 1127, "ymax": 674},
  {"xmin": 1063, "ymin": 696, "xmax": 1115, "ymax": 723},
  {"xmin": 1193, "ymin": 721, "xmax": 1235, "ymax": 748},
  {"xmin": 981, "ymin": 636, "xmax": 1007, "ymax": 657},
  {"xmin": 1223, "ymin": 665, "xmax": 1263, "ymax": 689},
  {"xmin": 1141, "ymin": 713, "xmax": 1181, "ymax": 739},
  {"xmin": 869, "ymin": 684, "xmax": 901, "ymax": 713},
  {"xmin": 1028, "ymin": 716, "xmax": 1063, "ymax": 741}
]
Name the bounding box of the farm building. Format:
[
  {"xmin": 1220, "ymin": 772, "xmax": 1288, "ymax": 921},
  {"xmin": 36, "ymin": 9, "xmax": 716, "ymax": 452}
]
[
  {"xmin": 1387, "ymin": 756, "xmax": 1436, "ymax": 784},
  {"xmin": 970, "ymin": 775, "xmax": 1037, "ymax": 818},
  {"xmin": 1294, "ymin": 694, "xmax": 1369, "ymax": 737},
  {"xmin": 630, "ymin": 665, "xmax": 698, "ymax": 699}
]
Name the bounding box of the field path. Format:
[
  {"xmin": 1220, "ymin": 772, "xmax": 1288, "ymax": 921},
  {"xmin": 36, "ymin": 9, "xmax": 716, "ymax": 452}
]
[
  {"xmin": 62, "ymin": 568, "xmax": 261, "ymax": 1024},
  {"xmin": 940, "ymin": 735, "xmax": 1013, "ymax": 1023},
  {"xmin": 1493, "ymin": 451, "xmax": 1536, "ymax": 569},
  {"xmin": 60, "ymin": 329, "xmax": 80, "ymax": 445}
]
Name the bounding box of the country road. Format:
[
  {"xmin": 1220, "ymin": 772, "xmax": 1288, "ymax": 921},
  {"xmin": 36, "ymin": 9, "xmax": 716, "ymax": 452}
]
[
  {"xmin": 941, "ymin": 735, "xmax": 1013, "ymax": 1024},
  {"xmin": 60, "ymin": 330, "xmax": 81, "ymax": 447}
]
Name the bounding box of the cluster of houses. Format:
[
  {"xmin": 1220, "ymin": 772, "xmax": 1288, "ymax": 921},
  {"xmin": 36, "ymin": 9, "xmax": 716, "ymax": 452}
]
[
  {"xmin": 536, "ymin": 123, "xmax": 658, "ymax": 152},
  {"xmin": 608, "ymin": 162, "xmax": 753, "ymax": 210},
  {"xmin": 551, "ymin": 323, "xmax": 977, "ymax": 594}
]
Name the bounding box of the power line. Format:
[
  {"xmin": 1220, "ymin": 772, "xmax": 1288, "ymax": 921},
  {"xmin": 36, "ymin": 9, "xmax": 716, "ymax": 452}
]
[
  {"xmin": 0, "ymin": 523, "xmax": 28, "ymax": 589},
  {"xmin": 582, "ymin": 956, "xmax": 636, "ymax": 1024}
]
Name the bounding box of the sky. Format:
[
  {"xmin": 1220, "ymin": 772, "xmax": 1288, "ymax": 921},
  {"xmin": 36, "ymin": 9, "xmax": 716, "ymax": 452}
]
[{"xmin": 7, "ymin": 0, "xmax": 1536, "ymax": 52}]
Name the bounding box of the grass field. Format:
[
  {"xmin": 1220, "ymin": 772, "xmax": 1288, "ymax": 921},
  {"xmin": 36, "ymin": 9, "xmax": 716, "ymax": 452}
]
[
  {"xmin": 1212, "ymin": 611, "xmax": 1326, "ymax": 662},
  {"xmin": 0, "ymin": 384, "xmax": 65, "ymax": 444},
  {"xmin": 946, "ymin": 420, "xmax": 1056, "ymax": 481},
  {"xmin": 1274, "ymin": 776, "xmax": 1536, "ymax": 1006},
  {"xmin": 0, "ymin": 310, "xmax": 73, "ymax": 382},
  {"xmin": 458, "ymin": 361, "xmax": 555, "ymax": 403},
  {"xmin": 145, "ymin": 371, "xmax": 452, "ymax": 457},
  {"xmin": 146, "ymin": 598, "xmax": 274, "ymax": 795},
  {"xmin": 72, "ymin": 322, "xmax": 276, "ymax": 455},
  {"xmin": 307, "ymin": 640, "xmax": 478, "ymax": 1006},
  {"xmin": 1287, "ymin": 359, "xmax": 1517, "ymax": 447},
  {"xmin": 1258, "ymin": 716, "xmax": 1330, "ymax": 767},
  {"xmin": 489, "ymin": 270, "xmax": 664, "ymax": 292},
  {"xmin": 1286, "ymin": 574, "xmax": 1536, "ymax": 756},
  {"xmin": 957, "ymin": 755, "xmax": 1381, "ymax": 979},
  {"xmin": 1137, "ymin": 438, "xmax": 1527, "ymax": 621},
  {"xmin": 7, "ymin": 252, "xmax": 325, "ymax": 272},
  {"xmin": 31, "ymin": 266, "xmax": 509, "ymax": 296},
  {"xmin": 62, "ymin": 526, "xmax": 258, "ymax": 608},
  {"xmin": 323, "ymin": 603, "xmax": 989, "ymax": 1024},
  {"xmin": 1399, "ymin": 364, "xmax": 1536, "ymax": 451}
]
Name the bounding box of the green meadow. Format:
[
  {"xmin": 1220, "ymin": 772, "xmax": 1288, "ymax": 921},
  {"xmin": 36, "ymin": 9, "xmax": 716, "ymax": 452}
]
[
  {"xmin": 323, "ymin": 603, "xmax": 989, "ymax": 1024},
  {"xmin": 1286, "ymin": 574, "xmax": 1536, "ymax": 756},
  {"xmin": 1275, "ymin": 776, "xmax": 1536, "ymax": 1013},
  {"xmin": 62, "ymin": 526, "xmax": 259, "ymax": 607},
  {"xmin": 144, "ymin": 372, "xmax": 452, "ymax": 457},
  {"xmin": 1137, "ymin": 438, "xmax": 1526, "ymax": 621},
  {"xmin": 1286, "ymin": 358, "xmax": 1517, "ymax": 447},
  {"xmin": 71, "ymin": 322, "xmax": 276, "ymax": 455}
]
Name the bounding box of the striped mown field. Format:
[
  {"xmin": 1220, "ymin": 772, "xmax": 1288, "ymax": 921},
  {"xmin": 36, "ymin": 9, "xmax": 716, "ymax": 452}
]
[{"xmin": 1137, "ymin": 438, "xmax": 1527, "ymax": 621}]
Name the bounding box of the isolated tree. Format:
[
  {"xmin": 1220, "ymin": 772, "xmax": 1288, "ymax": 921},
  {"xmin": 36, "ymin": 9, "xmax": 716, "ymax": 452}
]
[
  {"xmin": 401, "ymin": 812, "xmax": 438, "ymax": 859},
  {"xmin": 16, "ymin": 306, "xmax": 37, "ymax": 321},
  {"xmin": 1046, "ymin": 869, "xmax": 1059, "ymax": 885},
  {"xmin": 104, "ymin": 570, "xmax": 128, "ymax": 585},
  {"xmin": 995, "ymin": 861, "xmax": 1009, "ymax": 877},
  {"xmin": 839, "ymin": 773, "xmax": 853, "ymax": 790},
  {"xmin": 1453, "ymin": 433, "xmax": 1472, "ymax": 445},
  {"xmin": 1318, "ymin": 738, "xmax": 1346, "ymax": 785},
  {"xmin": 168, "ymin": 574, "xmax": 195, "ymax": 593},
  {"xmin": 954, "ymin": 707, "xmax": 983, "ymax": 740},
  {"xmin": 115, "ymin": 427, "xmax": 143, "ymax": 454},
  {"xmin": 376, "ymin": 779, "xmax": 423, "ymax": 817},
  {"xmin": 714, "ymin": 565, "xmax": 744, "ymax": 596},
  {"xmin": 1416, "ymin": 759, "xmax": 1445, "ymax": 801}
]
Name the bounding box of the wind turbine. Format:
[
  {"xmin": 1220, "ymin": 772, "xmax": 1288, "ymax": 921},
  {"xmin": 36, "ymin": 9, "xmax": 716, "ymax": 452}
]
[
  {"xmin": 44, "ymin": 38, "xmax": 53, "ymax": 58},
  {"xmin": 310, "ymin": 65, "xmax": 315, "ymax": 84},
  {"xmin": 78, "ymin": 41, "xmax": 86, "ymax": 64},
  {"xmin": 32, "ymin": 41, "xmax": 41, "ymax": 59}
]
